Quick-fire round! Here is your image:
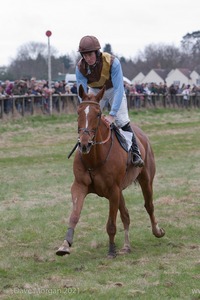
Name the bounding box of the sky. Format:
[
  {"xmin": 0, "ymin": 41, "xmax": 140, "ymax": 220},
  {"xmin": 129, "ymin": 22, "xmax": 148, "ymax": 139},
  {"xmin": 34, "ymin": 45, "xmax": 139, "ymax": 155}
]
[{"xmin": 0, "ymin": 0, "xmax": 199, "ymax": 66}]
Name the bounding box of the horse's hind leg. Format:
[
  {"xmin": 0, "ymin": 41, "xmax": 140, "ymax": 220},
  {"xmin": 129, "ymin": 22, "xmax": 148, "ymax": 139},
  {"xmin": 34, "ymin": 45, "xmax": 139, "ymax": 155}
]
[
  {"xmin": 118, "ymin": 194, "xmax": 131, "ymax": 254},
  {"xmin": 138, "ymin": 174, "xmax": 165, "ymax": 238}
]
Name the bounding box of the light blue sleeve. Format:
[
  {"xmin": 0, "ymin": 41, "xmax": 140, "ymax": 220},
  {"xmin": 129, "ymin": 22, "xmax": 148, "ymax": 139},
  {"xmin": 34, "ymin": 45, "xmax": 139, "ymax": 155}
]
[
  {"xmin": 109, "ymin": 57, "xmax": 124, "ymax": 116},
  {"xmin": 75, "ymin": 66, "xmax": 88, "ymax": 102}
]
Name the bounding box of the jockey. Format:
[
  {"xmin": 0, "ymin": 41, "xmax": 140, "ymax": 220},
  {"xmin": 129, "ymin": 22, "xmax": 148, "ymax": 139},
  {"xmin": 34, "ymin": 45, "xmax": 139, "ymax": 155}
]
[{"xmin": 76, "ymin": 35, "xmax": 144, "ymax": 167}]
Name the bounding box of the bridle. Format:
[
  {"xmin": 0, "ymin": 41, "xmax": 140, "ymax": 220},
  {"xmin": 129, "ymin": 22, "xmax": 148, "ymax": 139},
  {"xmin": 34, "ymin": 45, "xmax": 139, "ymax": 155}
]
[
  {"xmin": 77, "ymin": 101, "xmax": 114, "ymax": 175},
  {"xmin": 67, "ymin": 100, "xmax": 111, "ymax": 160},
  {"xmin": 78, "ymin": 101, "xmax": 111, "ymax": 146}
]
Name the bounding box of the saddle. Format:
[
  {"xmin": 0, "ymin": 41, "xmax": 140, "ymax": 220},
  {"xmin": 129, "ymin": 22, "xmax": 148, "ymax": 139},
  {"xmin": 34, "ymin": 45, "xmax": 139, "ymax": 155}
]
[{"xmin": 110, "ymin": 123, "xmax": 129, "ymax": 152}]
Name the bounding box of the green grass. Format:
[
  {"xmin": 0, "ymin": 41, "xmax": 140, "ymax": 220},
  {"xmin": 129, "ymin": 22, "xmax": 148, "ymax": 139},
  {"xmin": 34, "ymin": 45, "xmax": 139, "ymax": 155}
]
[{"xmin": 0, "ymin": 109, "xmax": 200, "ymax": 300}]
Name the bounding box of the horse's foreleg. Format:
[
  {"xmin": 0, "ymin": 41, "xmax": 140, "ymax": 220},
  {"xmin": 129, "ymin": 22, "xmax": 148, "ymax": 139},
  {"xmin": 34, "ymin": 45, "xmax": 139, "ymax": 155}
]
[
  {"xmin": 106, "ymin": 193, "xmax": 120, "ymax": 258},
  {"xmin": 139, "ymin": 176, "xmax": 165, "ymax": 238},
  {"xmin": 56, "ymin": 183, "xmax": 87, "ymax": 256},
  {"xmin": 118, "ymin": 194, "xmax": 131, "ymax": 254}
]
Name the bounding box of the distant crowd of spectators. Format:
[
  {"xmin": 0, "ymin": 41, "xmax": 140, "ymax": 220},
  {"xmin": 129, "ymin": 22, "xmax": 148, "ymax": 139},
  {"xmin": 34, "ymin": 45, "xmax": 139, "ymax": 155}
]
[
  {"xmin": 1, "ymin": 77, "xmax": 200, "ymax": 114},
  {"xmin": 0, "ymin": 77, "xmax": 77, "ymax": 114},
  {"xmin": 124, "ymin": 81, "xmax": 200, "ymax": 97},
  {"xmin": 124, "ymin": 82, "xmax": 200, "ymax": 108}
]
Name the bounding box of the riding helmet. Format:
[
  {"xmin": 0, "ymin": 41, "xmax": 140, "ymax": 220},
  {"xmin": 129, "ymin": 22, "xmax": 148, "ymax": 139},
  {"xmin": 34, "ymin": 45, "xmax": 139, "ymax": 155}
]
[{"xmin": 78, "ymin": 36, "xmax": 101, "ymax": 53}]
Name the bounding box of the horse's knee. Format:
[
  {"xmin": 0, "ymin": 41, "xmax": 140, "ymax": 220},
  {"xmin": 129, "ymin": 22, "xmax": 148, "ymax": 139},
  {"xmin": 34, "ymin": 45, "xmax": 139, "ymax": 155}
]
[{"xmin": 106, "ymin": 222, "xmax": 116, "ymax": 236}]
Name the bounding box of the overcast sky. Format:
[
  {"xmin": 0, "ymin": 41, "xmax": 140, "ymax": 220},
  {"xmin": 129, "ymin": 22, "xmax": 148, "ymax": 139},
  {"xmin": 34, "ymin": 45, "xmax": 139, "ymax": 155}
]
[{"xmin": 1, "ymin": 0, "xmax": 199, "ymax": 66}]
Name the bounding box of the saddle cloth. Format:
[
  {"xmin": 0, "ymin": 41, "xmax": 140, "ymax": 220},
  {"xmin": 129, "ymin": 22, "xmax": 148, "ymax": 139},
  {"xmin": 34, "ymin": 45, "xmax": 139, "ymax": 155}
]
[{"xmin": 111, "ymin": 124, "xmax": 132, "ymax": 152}]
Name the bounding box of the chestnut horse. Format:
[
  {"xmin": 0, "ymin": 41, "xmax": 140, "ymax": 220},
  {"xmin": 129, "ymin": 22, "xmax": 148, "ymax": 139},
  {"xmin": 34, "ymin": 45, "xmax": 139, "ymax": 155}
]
[{"xmin": 56, "ymin": 85, "xmax": 165, "ymax": 258}]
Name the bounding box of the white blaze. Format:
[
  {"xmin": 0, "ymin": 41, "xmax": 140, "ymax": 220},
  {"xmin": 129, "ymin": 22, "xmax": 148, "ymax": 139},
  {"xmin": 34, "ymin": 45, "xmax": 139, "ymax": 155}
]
[{"xmin": 84, "ymin": 106, "xmax": 90, "ymax": 128}]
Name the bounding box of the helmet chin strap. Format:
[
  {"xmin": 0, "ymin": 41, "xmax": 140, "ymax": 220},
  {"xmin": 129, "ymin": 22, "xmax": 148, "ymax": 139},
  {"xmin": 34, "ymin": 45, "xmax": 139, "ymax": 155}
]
[
  {"xmin": 86, "ymin": 62, "xmax": 96, "ymax": 75},
  {"xmin": 85, "ymin": 51, "xmax": 100, "ymax": 75}
]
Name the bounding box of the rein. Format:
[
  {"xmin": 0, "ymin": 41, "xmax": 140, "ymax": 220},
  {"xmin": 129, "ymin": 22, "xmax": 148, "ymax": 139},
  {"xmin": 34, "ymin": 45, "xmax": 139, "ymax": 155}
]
[
  {"xmin": 92, "ymin": 117, "xmax": 111, "ymax": 145},
  {"xmin": 79, "ymin": 128, "xmax": 114, "ymax": 175}
]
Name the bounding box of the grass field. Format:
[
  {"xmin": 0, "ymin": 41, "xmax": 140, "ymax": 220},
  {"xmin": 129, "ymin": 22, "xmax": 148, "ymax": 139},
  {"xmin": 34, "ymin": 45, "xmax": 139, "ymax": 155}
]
[{"xmin": 0, "ymin": 109, "xmax": 200, "ymax": 300}]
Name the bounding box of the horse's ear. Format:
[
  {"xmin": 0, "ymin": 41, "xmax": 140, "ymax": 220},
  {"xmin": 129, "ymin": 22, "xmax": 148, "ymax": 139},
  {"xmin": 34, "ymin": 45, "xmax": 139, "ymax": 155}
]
[
  {"xmin": 96, "ymin": 85, "xmax": 106, "ymax": 103},
  {"xmin": 78, "ymin": 84, "xmax": 86, "ymax": 100}
]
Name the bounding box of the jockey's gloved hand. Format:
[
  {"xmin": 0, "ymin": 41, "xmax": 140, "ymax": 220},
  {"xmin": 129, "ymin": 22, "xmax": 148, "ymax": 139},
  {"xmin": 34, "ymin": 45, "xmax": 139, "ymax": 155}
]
[{"xmin": 105, "ymin": 115, "xmax": 115, "ymax": 124}]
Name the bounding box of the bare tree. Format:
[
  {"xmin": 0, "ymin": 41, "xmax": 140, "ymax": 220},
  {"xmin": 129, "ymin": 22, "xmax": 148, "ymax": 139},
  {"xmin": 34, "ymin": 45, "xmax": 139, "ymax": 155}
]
[
  {"xmin": 2, "ymin": 32, "xmax": 200, "ymax": 81},
  {"xmin": 181, "ymin": 31, "xmax": 200, "ymax": 72},
  {"xmin": 136, "ymin": 43, "xmax": 181, "ymax": 70},
  {"xmin": 15, "ymin": 41, "xmax": 57, "ymax": 61},
  {"xmin": 181, "ymin": 30, "xmax": 200, "ymax": 54},
  {"xmin": 7, "ymin": 42, "xmax": 65, "ymax": 80}
]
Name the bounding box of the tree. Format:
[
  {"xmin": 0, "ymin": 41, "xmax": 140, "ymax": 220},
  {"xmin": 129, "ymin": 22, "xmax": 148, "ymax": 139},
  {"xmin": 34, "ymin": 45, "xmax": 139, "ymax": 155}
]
[
  {"xmin": 181, "ymin": 30, "xmax": 200, "ymax": 72},
  {"xmin": 8, "ymin": 55, "xmax": 46, "ymax": 80},
  {"xmin": 15, "ymin": 41, "xmax": 57, "ymax": 61},
  {"xmin": 136, "ymin": 43, "xmax": 182, "ymax": 70},
  {"xmin": 2, "ymin": 34, "xmax": 200, "ymax": 82},
  {"xmin": 60, "ymin": 55, "xmax": 73, "ymax": 72},
  {"xmin": 181, "ymin": 30, "xmax": 200, "ymax": 54},
  {"xmin": 103, "ymin": 43, "xmax": 113, "ymax": 54},
  {"xmin": 6, "ymin": 42, "xmax": 72, "ymax": 80}
]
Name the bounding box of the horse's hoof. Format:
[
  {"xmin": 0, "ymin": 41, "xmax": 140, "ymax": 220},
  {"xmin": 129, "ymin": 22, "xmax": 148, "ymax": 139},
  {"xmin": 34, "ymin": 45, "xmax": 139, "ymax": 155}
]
[
  {"xmin": 159, "ymin": 228, "xmax": 165, "ymax": 237},
  {"xmin": 107, "ymin": 253, "xmax": 117, "ymax": 259},
  {"xmin": 153, "ymin": 227, "xmax": 165, "ymax": 238},
  {"xmin": 56, "ymin": 240, "xmax": 70, "ymax": 256},
  {"xmin": 118, "ymin": 245, "xmax": 131, "ymax": 255},
  {"xmin": 107, "ymin": 243, "xmax": 116, "ymax": 258}
]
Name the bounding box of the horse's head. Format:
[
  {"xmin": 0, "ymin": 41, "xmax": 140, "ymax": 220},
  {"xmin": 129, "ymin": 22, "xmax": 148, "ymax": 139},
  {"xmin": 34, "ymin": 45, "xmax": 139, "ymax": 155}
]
[{"xmin": 77, "ymin": 85, "xmax": 105, "ymax": 154}]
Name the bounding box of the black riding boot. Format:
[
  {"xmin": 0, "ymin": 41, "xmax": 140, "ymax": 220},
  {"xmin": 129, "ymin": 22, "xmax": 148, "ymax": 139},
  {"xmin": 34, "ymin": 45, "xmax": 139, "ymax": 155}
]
[{"xmin": 121, "ymin": 123, "xmax": 144, "ymax": 167}]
